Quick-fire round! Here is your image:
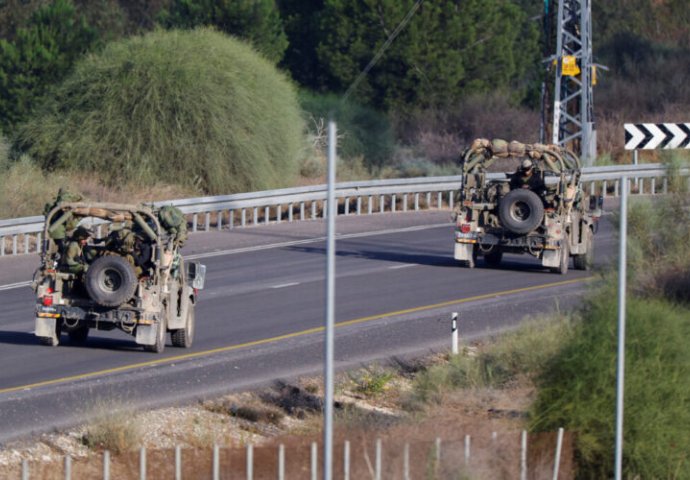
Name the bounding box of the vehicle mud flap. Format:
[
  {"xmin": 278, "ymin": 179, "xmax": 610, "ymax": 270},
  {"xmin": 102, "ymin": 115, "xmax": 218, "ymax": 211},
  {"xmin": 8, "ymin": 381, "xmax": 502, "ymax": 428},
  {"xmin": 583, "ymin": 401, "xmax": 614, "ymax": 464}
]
[
  {"xmin": 35, "ymin": 317, "xmax": 60, "ymax": 346},
  {"xmin": 541, "ymin": 249, "xmax": 561, "ymax": 268},
  {"xmin": 454, "ymin": 243, "xmax": 474, "ymax": 261},
  {"xmin": 136, "ymin": 324, "xmax": 158, "ymax": 345},
  {"xmin": 167, "ymin": 285, "xmax": 192, "ymax": 330}
]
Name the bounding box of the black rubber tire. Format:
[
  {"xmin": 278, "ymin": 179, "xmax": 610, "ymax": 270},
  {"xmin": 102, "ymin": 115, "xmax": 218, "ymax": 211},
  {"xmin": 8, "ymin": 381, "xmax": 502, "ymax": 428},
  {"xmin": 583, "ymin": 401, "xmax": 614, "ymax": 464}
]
[
  {"xmin": 85, "ymin": 256, "xmax": 138, "ymax": 307},
  {"xmin": 573, "ymin": 229, "xmax": 594, "ymax": 271},
  {"xmin": 550, "ymin": 242, "xmax": 569, "ymax": 275},
  {"xmin": 144, "ymin": 318, "xmax": 167, "ymax": 353},
  {"xmin": 68, "ymin": 326, "xmax": 89, "ymax": 344},
  {"xmin": 171, "ymin": 301, "xmax": 195, "ymax": 348},
  {"xmin": 498, "ymin": 189, "xmax": 544, "ymax": 234},
  {"xmin": 483, "ymin": 249, "xmax": 503, "ymax": 267}
]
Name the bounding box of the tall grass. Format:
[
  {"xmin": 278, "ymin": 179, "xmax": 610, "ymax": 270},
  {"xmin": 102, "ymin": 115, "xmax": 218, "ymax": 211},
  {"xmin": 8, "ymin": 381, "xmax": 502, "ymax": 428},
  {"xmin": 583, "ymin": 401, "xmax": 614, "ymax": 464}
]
[
  {"xmin": 531, "ymin": 290, "xmax": 690, "ymax": 478},
  {"xmin": 15, "ymin": 27, "xmax": 306, "ymax": 195}
]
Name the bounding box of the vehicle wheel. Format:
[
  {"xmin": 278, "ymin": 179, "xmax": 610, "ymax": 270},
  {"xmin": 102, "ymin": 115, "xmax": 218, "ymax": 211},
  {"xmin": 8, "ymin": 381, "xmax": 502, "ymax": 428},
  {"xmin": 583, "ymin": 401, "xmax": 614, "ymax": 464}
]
[
  {"xmin": 171, "ymin": 301, "xmax": 195, "ymax": 348},
  {"xmin": 573, "ymin": 229, "xmax": 594, "ymax": 271},
  {"xmin": 85, "ymin": 256, "xmax": 138, "ymax": 307},
  {"xmin": 39, "ymin": 321, "xmax": 62, "ymax": 346},
  {"xmin": 144, "ymin": 318, "xmax": 167, "ymax": 353},
  {"xmin": 483, "ymin": 249, "xmax": 503, "ymax": 267},
  {"xmin": 68, "ymin": 326, "xmax": 89, "ymax": 345},
  {"xmin": 498, "ymin": 189, "xmax": 544, "ymax": 234},
  {"xmin": 550, "ymin": 242, "xmax": 569, "ymax": 275}
]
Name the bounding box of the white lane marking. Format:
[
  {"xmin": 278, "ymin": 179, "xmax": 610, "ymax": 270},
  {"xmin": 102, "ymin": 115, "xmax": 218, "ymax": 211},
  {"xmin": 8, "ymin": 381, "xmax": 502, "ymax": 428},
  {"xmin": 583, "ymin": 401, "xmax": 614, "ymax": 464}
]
[
  {"xmin": 388, "ymin": 264, "xmax": 415, "ymax": 270},
  {"xmin": 270, "ymin": 282, "xmax": 300, "ymax": 289},
  {"xmin": 185, "ymin": 223, "xmax": 450, "ymax": 261},
  {"xmin": 0, "ymin": 281, "xmax": 31, "ymax": 291}
]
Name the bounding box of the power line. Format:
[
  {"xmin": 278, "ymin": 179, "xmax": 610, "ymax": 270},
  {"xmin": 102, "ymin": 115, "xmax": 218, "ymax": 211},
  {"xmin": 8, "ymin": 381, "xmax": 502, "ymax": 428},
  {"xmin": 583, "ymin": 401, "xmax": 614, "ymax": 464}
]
[{"xmin": 342, "ymin": 0, "xmax": 424, "ymax": 103}]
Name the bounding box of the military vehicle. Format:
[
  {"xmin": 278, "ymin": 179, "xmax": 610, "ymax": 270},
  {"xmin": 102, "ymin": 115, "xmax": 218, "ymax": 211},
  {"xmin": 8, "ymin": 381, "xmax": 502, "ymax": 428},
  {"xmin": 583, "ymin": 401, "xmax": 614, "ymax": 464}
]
[
  {"xmin": 453, "ymin": 138, "xmax": 597, "ymax": 273},
  {"xmin": 33, "ymin": 202, "xmax": 205, "ymax": 352}
]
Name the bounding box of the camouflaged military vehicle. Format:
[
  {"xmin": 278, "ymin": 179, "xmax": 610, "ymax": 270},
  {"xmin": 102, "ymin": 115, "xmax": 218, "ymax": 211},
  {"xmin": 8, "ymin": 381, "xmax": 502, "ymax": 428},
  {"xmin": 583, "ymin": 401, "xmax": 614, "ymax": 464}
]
[
  {"xmin": 33, "ymin": 202, "xmax": 205, "ymax": 353},
  {"xmin": 453, "ymin": 138, "xmax": 597, "ymax": 273}
]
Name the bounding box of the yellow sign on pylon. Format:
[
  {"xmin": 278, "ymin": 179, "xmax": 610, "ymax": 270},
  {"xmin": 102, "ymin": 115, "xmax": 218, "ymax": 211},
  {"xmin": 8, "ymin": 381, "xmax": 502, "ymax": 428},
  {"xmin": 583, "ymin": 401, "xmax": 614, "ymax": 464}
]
[
  {"xmin": 592, "ymin": 65, "xmax": 597, "ymax": 85},
  {"xmin": 561, "ymin": 55, "xmax": 580, "ymax": 76}
]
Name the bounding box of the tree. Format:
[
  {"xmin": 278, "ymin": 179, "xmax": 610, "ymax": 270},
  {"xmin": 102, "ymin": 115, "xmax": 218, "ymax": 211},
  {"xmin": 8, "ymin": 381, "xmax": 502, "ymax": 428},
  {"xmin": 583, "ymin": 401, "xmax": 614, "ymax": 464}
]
[
  {"xmin": 0, "ymin": 0, "xmax": 98, "ymax": 132},
  {"xmin": 158, "ymin": 0, "xmax": 288, "ymax": 63},
  {"xmin": 314, "ymin": 0, "xmax": 540, "ymax": 111}
]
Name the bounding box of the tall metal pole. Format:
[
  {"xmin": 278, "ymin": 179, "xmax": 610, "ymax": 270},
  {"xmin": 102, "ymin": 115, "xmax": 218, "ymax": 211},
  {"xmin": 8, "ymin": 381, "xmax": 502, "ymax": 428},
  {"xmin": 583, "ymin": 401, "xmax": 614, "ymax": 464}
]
[
  {"xmin": 614, "ymin": 176, "xmax": 628, "ymax": 479},
  {"xmin": 323, "ymin": 120, "xmax": 337, "ymax": 480}
]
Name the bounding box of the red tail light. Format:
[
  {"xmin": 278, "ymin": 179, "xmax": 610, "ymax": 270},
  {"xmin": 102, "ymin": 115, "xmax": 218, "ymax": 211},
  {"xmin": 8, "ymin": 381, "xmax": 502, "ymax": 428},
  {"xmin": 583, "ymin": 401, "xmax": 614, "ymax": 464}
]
[
  {"xmin": 460, "ymin": 224, "xmax": 471, "ymax": 234},
  {"xmin": 46, "ymin": 287, "xmax": 54, "ymax": 294},
  {"xmin": 42, "ymin": 296, "xmax": 53, "ymax": 306}
]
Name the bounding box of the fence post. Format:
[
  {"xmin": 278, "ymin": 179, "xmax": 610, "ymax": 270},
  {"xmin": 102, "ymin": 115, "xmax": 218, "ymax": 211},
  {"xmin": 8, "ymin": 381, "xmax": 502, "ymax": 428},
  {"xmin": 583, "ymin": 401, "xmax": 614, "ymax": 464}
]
[
  {"xmin": 21, "ymin": 459, "xmax": 28, "ymax": 480},
  {"xmin": 375, "ymin": 438, "xmax": 382, "ymax": 480},
  {"xmin": 343, "ymin": 441, "xmax": 350, "ymax": 480},
  {"xmin": 64, "ymin": 455, "xmax": 71, "ymax": 480},
  {"xmin": 520, "ymin": 430, "xmax": 528, "ymax": 480},
  {"xmin": 403, "ymin": 443, "xmax": 410, "ymax": 480},
  {"xmin": 435, "ymin": 437, "xmax": 441, "ymax": 474},
  {"xmin": 311, "ymin": 442, "xmax": 318, "ymax": 480},
  {"xmin": 451, "ymin": 312, "xmax": 459, "ymax": 355},
  {"xmin": 246, "ymin": 444, "xmax": 254, "ymax": 480},
  {"xmin": 103, "ymin": 451, "xmax": 111, "ymax": 480},
  {"xmin": 552, "ymin": 427, "xmax": 564, "ymax": 480},
  {"xmin": 213, "ymin": 444, "xmax": 220, "ymax": 480},
  {"xmin": 464, "ymin": 434, "xmax": 471, "ymax": 465},
  {"xmin": 175, "ymin": 446, "xmax": 182, "ymax": 480},
  {"xmin": 140, "ymin": 447, "xmax": 146, "ymax": 480},
  {"xmin": 278, "ymin": 444, "xmax": 285, "ymax": 480}
]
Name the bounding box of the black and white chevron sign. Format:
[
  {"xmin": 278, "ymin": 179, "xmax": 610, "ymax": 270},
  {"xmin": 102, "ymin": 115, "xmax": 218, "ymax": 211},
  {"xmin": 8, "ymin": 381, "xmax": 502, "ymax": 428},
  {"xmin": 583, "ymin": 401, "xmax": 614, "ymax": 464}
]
[{"xmin": 625, "ymin": 123, "xmax": 690, "ymax": 150}]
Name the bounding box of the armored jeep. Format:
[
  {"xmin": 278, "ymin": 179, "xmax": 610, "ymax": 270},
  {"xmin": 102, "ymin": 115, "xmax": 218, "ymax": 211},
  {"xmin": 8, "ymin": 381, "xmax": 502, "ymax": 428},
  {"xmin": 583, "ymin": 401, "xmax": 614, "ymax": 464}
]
[
  {"xmin": 33, "ymin": 202, "xmax": 205, "ymax": 353},
  {"xmin": 452, "ymin": 139, "xmax": 597, "ymax": 273}
]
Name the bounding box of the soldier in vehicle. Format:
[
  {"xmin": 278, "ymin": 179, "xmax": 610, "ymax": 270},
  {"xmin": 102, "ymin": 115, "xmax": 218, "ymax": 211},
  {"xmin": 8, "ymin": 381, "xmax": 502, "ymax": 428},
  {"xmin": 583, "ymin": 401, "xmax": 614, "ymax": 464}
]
[
  {"xmin": 60, "ymin": 226, "xmax": 93, "ymax": 274},
  {"xmin": 510, "ymin": 159, "xmax": 546, "ymax": 193}
]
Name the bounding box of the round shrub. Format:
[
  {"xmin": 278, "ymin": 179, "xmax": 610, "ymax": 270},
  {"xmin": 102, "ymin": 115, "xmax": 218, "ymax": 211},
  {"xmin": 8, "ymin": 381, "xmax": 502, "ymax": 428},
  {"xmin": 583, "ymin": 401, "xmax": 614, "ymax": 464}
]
[{"xmin": 15, "ymin": 27, "xmax": 305, "ymax": 194}]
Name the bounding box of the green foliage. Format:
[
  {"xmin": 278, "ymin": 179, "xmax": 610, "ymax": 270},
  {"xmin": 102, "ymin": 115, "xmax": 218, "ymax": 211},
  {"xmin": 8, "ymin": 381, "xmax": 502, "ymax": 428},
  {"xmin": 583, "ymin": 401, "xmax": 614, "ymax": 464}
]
[
  {"xmin": 348, "ymin": 366, "xmax": 394, "ymax": 397},
  {"xmin": 314, "ymin": 0, "xmax": 539, "ymax": 111},
  {"xmin": 300, "ymin": 91, "xmax": 394, "ymax": 169},
  {"xmin": 158, "ymin": 0, "xmax": 288, "ymax": 63},
  {"xmin": 15, "ymin": 27, "xmax": 305, "ymax": 195},
  {"xmin": 531, "ymin": 291, "xmax": 690, "ymax": 478},
  {"xmin": 0, "ymin": 0, "xmax": 99, "ymax": 131},
  {"xmin": 406, "ymin": 317, "xmax": 572, "ymax": 408}
]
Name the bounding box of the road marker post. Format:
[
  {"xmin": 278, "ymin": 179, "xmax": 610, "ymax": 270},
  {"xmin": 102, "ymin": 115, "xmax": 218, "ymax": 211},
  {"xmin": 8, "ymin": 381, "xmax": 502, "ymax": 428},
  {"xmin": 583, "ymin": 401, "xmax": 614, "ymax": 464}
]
[{"xmin": 451, "ymin": 312, "xmax": 459, "ymax": 355}]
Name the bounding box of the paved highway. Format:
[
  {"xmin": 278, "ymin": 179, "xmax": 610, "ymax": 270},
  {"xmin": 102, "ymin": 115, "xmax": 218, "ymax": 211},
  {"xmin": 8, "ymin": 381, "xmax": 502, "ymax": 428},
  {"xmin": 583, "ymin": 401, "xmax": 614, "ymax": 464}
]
[{"xmin": 0, "ymin": 210, "xmax": 617, "ymax": 443}]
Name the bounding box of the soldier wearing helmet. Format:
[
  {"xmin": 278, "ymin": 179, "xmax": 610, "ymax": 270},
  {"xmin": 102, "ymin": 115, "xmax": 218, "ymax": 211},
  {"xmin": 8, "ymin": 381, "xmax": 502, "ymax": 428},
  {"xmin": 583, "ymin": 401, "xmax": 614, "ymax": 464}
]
[
  {"xmin": 510, "ymin": 158, "xmax": 545, "ymax": 192},
  {"xmin": 60, "ymin": 226, "xmax": 93, "ymax": 274}
]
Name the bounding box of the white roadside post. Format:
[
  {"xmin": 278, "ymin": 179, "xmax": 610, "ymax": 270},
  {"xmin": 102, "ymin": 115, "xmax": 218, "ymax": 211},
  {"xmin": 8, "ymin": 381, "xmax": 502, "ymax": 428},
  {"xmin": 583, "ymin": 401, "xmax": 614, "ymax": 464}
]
[
  {"xmin": 323, "ymin": 120, "xmax": 337, "ymax": 480},
  {"xmin": 615, "ymin": 176, "xmax": 628, "ymax": 480},
  {"xmin": 451, "ymin": 312, "xmax": 459, "ymax": 355}
]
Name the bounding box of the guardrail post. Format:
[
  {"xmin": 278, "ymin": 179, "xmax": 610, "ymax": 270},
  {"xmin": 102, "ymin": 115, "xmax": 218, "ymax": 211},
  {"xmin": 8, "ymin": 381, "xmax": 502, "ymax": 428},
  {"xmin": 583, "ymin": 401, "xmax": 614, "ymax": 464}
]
[
  {"xmin": 663, "ymin": 177, "xmax": 668, "ymax": 194},
  {"xmin": 288, "ymin": 203, "xmax": 294, "ymax": 222},
  {"xmin": 651, "ymin": 178, "xmax": 656, "ymax": 195},
  {"xmin": 602, "ymin": 181, "xmax": 608, "ymax": 198},
  {"xmin": 300, "ymin": 202, "xmax": 305, "ymax": 221},
  {"xmin": 1, "ymin": 235, "xmax": 5, "ymax": 256},
  {"xmin": 639, "ymin": 179, "xmax": 644, "ymax": 195},
  {"xmin": 344, "ymin": 197, "xmax": 350, "ymax": 215},
  {"xmin": 24, "ymin": 234, "xmax": 29, "ymax": 254},
  {"xmin": 311, "ymin": 201, "xmax": 317, "ymax": 220},
  {"xmin": 229, "ymin": 210, "xmax": 234, "ymax": 229},
  {"xmin": 36, "ymin": 232, "xmax": 42, "ymax": 254},
  {"xmin": 13, "ymin": 235, "xmax": 18, "ymax": 255},
  {"xmin": 368, "ymin": 196, "xmax": 373, "ymax": 215},
  {"xmin": 241, "ymin": 209, "xmax": 246, "ymax": 227},
  {"xmin": 379, "ymin": 195, "xmax": 384, "ymax": 213},
  {"xmin": 264, "ymin": 206, "xmax": 270, "ymax": 224},
  {"xmin": 403, "ymin": 193, "xmax": 408, "ymax": 212},
  {"xmin": 448, "ymin": 191, "xmax": 453, "ymax": 210},
  {"xmin": 192, "ymin": 214, "xmax": 198, "ymax": 232},
  {"xmin": 614, "ymin": 180, "xmax": 619, "ymax": 197},
  {"xmin": 253, "ymin": 207, "xmax": 258, "ymax": 225},
  {"xmin": 426, "ymin": 192, "xmax": 431, "ymax": 209},
  {"xmin": 414, "ymin": 193, "xmax": 419, "ymax": 211},
  {"xmin": 437, "ymin": 192, "xmax": 442, "ymax": 208},
  {"xmin": 392, "ymin": 194, "xmax": 396, "ymax": 213},
  {"xmin": 357, "ymin": 197, "xmax": 362, "ymax": 215},
  {"xmin": 217, "ymin": 211, "xmax": 223, "ymax": 230},
  {"xmin": 277, "ymin": 205, "xmax": 282, "ymax": 224}
]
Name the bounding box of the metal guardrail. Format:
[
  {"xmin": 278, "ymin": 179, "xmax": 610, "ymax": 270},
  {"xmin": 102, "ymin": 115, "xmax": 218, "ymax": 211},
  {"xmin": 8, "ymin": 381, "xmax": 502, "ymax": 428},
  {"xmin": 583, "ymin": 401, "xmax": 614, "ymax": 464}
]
[{"xmin": 0, "ymin": 163, "xmax": 684, "ymax": 256}]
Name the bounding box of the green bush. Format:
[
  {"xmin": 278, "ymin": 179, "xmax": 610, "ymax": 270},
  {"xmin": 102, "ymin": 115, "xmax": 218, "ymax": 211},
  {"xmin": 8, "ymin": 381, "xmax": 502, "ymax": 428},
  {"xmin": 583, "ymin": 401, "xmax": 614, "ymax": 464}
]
[
  {"xmin": 299, "ymin": 91, "xmax": 394, "ymax": 170},
  {"xmin": 531, "ymin": 290, "xmax": 690, "ymax": 478},
  {"xmin": 15, "ymin": 27, "xmax": 305, "ymax": 195}
]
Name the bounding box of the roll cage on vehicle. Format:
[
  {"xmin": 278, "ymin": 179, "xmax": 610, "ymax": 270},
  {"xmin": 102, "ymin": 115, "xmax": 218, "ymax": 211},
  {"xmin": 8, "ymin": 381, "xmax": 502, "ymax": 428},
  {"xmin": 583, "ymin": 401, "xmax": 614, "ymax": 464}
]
[{"xmin": 454, "ymin": 139, "xmax": 596, "ymax": 273}]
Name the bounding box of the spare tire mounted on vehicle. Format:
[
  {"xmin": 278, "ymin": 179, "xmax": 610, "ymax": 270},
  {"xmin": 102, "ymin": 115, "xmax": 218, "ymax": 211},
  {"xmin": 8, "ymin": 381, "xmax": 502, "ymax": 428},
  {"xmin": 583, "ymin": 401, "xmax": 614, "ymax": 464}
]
[
  {"xmin": 498, "ymin": 189, "xmax": 544, "ymax": 234},
  {"xmin": 85, "ymin": 256, "xmax": 138, "ymax": 307}
]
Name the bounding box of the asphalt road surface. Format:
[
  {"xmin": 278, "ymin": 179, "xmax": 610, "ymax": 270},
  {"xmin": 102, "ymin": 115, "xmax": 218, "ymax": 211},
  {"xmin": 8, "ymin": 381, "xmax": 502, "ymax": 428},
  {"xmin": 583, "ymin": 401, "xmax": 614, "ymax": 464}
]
[{"xmin": 0, "ymin": 209, "xmax": 618, "ymax": 443}]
